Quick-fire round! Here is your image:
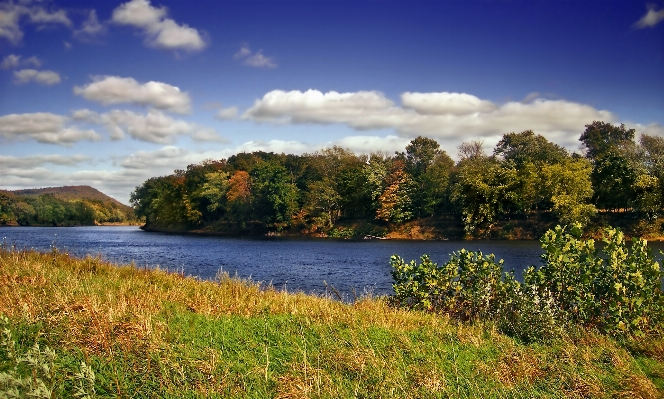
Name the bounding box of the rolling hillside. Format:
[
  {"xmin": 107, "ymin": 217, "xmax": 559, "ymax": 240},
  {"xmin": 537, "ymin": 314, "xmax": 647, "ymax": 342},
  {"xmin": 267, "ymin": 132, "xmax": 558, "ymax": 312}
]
[{"xmin": 0, "ymin": 186, "xmax": 138, "ymax": 226}]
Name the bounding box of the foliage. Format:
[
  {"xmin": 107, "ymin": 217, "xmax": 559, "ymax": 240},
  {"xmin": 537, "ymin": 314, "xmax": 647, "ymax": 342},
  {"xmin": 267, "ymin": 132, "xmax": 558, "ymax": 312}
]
[
  {"xmin": 527, "ymin": 224, "xmax": 664, "ymax": 336},
  {"xmin": 494, "ymin": 130, "xmax": 568, "ymax": 166},
  {"xmin": 392, "ymin": 224, "xmax": 664, "ymax": 341},
  {"xmin": 580, "ymin": 121, "xmax": 636, "ymax": 160},
  {"xmin": 0, "ymin": 316, "xmax": 95, "ymax": 398},
  {"xmin": 376, "ymin": 161, "xmax": 415, "ymax": 223},
  {"xmin": 390, "ymin": 251, "xmax": 516, "ymax": 322},
  {"xmin": 540, "ymin": 159, "xmax": 596, "ymax": 226},
  {"xmin": 1, "ymin": 189, "xmax": 136, "ymax": 227},
  {"xmin": 129, "ymin": 122, "xmax": 664, "ymax": 236},
  {"xmin": 451, "ymin": 156, "xmax": 519, "ymax": 234}
]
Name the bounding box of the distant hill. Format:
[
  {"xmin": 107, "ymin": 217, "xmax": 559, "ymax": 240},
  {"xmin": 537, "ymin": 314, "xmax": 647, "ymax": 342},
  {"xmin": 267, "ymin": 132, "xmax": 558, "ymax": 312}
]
[
  {"xmin": 10, "ymin": 186, "xmax": 129, "ymax": 209},
  {"xmin": 1, "ymin": 186, "xmax": 138, "ymax": 226}
]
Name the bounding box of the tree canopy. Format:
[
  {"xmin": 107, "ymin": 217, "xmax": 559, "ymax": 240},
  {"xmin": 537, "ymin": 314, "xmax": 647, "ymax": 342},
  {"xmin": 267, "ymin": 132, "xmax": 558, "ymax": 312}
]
[{"xmin": 130, "ymin": 122, "xmax": 664, "ymax": 237}]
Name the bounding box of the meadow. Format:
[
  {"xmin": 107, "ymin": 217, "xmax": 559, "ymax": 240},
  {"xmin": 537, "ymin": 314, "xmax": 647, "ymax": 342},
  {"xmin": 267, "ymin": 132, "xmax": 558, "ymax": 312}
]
[{"xmin": 0, "ymin": 245, "xmax": 662, "ymax": 398}]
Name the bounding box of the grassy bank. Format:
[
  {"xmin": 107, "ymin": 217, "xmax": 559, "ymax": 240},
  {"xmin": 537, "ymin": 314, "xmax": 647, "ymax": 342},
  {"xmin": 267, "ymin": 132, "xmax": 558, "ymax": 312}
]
[{"xmin": 1, "ymin": 248, "xmax": 663, "ymax": 398}]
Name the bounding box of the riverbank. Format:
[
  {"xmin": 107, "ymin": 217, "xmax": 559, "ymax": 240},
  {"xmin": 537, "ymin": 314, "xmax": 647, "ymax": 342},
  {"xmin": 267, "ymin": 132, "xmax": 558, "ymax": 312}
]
[
  {"xmin": 141, "ymin": 213, "xmax": 664, "ymax": 241},
  {"xmin": 0, "ymin": 248, "xmax": 661, "ymax": 397}
]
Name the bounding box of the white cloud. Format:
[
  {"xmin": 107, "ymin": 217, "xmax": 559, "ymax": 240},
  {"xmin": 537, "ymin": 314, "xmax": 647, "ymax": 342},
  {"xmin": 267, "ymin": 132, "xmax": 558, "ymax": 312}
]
[
  {"xmin": 0, "ymin": 112, "xmax": 101, "ymax": 145},
  {"xmin": 0, "ymin": 54, "xmax": 41, "ymax": 70},
  {"xmin": 190, "ymin": 128, "xmax": 227, "ymax": 143},
  {"xmin": 120, "ymin": 146, "xmax": 218, "ymax": 170},
  {"xmin": 0, "ymin": 112, "xmax": 102, "ymax": 145},
  {"xmin": 634, "ymin": 5, "xmax": 664, "ymax": 28},
  {"xmin": 401, "ymin": 92, "xmax": 497, "ymax": 115},
  {"xmin": 23, "ymin": 55, "xmax": 40, "ymax": 67},
  {"xmin": 0, "ymin": 112, "xmax": 66, "ymax": 135},
  {"xmin": 0, "ymin": 154, "xmax": 90, "ymax": 169},
  {"xmin": 13, "ymin": 69, "xmax": 61, "ymax": 85},
  {"xmin": 27, "ymin": 6, "xmax": 71, "ymax": 26},
  {"xmin": 216, "ymin": 106, "xmax": 239, "ymax": 120},
  {"xmin": 30, "ymin": 127, "xmax": 101, "ymax": 145},
  {"xmin": 71, "ymin": 108, "xmax": 101, "ymax": 123},
  {"xmin": 244, "ymin": 89, "xmax": 396, "ymax": 125},
  {"xmin": 99, "ymin": 109, "xmax": 224, "ymax": 144},
  {"xmin": 111, "ymin": 0, "xmax": 206, "ymax": 51},
  {"xmin": 331, "ymin": 135, "xmax": 411, "ymax": 154},
  {"xmin": 244, "ymin": 89, "xmax": 617, "ymax": 151},
  {"xmin": 0, "ymin": 54, "xmax": 20, "ymax": 69},
  {"xmin": 73, "ymin": 76, "xmax": 192, "ymax": 114},
  {"xmin": 73, "ymin": 9, "xmax": 106, "ymax": 41},
  {"xmin": 625, "ymin": 122, "xmax": 664, "ymax": 138},
  {"xmin": 233, "ymin": 46, "xmax": 251, "ymax": 59},
  {"xmin": 0, "ymin": 1, "xmax": 71, "ymax": 45},
  {"xmin": 234, "ymin": 44, "xmax": 277, "ymax": 68}
]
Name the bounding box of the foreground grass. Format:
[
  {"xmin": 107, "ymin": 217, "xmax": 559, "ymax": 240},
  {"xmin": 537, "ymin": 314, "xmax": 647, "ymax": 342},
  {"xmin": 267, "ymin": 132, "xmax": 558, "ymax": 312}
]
[{"xmin": 0, "ymin": 248, "xmax": 663, "ymax": 398}]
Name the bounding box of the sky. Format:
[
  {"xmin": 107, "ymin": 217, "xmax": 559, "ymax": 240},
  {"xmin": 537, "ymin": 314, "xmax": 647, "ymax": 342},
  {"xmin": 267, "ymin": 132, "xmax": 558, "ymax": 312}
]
[{"xmin": 1, "ymin": 0, "xmax": 663, "ymax": 205}]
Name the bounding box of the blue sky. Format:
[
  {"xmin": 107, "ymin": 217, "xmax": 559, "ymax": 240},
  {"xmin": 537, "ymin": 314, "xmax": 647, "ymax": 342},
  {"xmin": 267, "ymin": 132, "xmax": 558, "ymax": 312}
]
[{"xmin": 1, "ymin": 0, "xmax": 663, "ymax": 204}]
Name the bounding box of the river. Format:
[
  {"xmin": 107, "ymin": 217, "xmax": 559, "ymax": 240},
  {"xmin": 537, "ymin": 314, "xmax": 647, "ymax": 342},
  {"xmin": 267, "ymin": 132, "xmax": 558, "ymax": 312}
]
[{"xmin": 2, "ymin": 226, "xmax": 662, "ymax": 300}]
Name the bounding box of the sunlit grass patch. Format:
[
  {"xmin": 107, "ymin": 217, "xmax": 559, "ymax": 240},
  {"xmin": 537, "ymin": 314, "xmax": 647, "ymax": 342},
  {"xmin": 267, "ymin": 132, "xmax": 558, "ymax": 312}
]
[{"xmin": 1, "ymin": 247, "xmax": 662, "ymax": 398}]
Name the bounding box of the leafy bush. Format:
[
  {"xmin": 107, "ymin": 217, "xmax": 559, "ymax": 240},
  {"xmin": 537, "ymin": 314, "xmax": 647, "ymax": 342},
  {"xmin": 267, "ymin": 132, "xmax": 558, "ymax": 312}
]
[
  {"xmin": 391, "ymin": 250, "xmax": 517, "ymax": 321},
  {"xmin": 391, "ymin": 224, "xmax": 664, "ymax": 341},
  {"xmin": 526, "ymin": 224, "xmax": 664, "ymax": 336}
]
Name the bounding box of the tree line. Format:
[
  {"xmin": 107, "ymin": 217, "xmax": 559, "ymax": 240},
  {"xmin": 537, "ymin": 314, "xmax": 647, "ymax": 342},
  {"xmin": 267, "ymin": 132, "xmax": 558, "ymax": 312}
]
[
  {"xmin": 130, "ymin": 121, "xmax": 664, "ymax": 237},
  {"xmin": 0, "ymin": 191, "xmax": 136, "ymax": 226}
]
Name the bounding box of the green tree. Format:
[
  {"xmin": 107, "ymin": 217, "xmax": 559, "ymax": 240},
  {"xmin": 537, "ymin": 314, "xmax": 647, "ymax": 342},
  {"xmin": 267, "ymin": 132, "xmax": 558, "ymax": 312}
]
[
  {"xmin": 251, "ymin": 160, "xmax": 299, "ymax": 227},
  {"xmin": 541, "ymin": 158, "xmax": 596, "ymax": 226},
  {"xmin": 591, "ymin": 151, "xmax": 637, "ymax": 211},
  {"xmin": 580, "ymin": 121, "xmax": 636, "ymax": 161},
  {"xmin": 451, "ymin": 144, "xmax": 519, "ymax": 234},
  {"xmin": 305, "ymin": 178, "xmax": 342, "ymax": 228},
  {"xmin": 494, "ymin": 130, "xmax": 568, "ymax": 166},
  {"xmin": 363, "ymin": 154, "xmax": 389, "ymax": 214},
  {"xmin": 405, "ymin": 136, "xmax": 454, "ymax": 217}
]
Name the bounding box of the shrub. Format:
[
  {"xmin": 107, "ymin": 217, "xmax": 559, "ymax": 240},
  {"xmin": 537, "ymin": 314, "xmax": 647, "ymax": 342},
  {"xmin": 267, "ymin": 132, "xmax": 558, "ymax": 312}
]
[
  {"xmin": 390, "ymin": 250, "xmax": 517, "ymax": 321},
  {"xmin": 391, "ymin": 224, "xmax": 664, "ymax": 341},
  {"xmin": 526, "ymin": 224, "xmax": 664, "ymax": 336}
]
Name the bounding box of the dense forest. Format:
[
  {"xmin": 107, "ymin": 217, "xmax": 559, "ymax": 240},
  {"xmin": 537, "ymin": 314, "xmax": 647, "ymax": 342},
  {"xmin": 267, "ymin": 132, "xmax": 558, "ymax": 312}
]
[
  {"xmin": 130, "ymin": 121, "xmax": 664, "ymax": 238},
  {"xmin": 0, "ymin": 186, "xmax": 138, "ymax": 226}
]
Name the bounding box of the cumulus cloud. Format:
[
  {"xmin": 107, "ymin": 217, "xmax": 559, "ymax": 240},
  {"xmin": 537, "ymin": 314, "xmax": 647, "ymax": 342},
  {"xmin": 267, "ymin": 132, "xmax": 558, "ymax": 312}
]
[
  {"xmin": 13, "ymin": 69, "xmax": 61, "ymax": 85},
  {"xmin": 0, "ymin": 54, "xmax": 20, "ymax": 69},
  {"xmin": 73, "ymin": 9, "xmax": 106, "ymax": 41},
  {"xmin": 401, "ymin": 92, "xmax": 497, "ymax": 115},
  {"xmin": 0, "ymin": 1, "xmax": 72, "ymax": 45},
  {"xmin": 0, "ymin": 112, "xmax": 101, "ymax": 145},
  {"xmin": 0, "ymin": 54, "xmax": 41, "ymax": 69},
  {"xmin": 216, "ymin": 106, "xmax": 239, "ymax": 120},
  {"xmin": 99, "ymin": 109, "xmax": 224, "ymax": 144},
  {"xmin": 245, "ymin": 89, "xmax": 396, "ymax": 125},
  {"xmin": 634, "ymin": 5, "xmax": 664, "ymax": 28},
  {"xmin": 244, "ymin": 89, "xmax": 617, "ymax": 150},
  {"xmin": 111, "ymin": 0, "xmax": 206, "ymax": 51},
  {"xmin": 71, "ymin": 108, "xmax": 101, "ymax": 123},
  {"xmin": 234, "ymin": 44, "xmax": 277, "ymax": 68},
  {"xmin": 120, "ymin": 146, "xmax": 217, "ymax": 170},
  {"xmin": 0, "ymin": 154, "xmax": 90, "ymax": 169},
  {"xmin": 73, "ymin": 76, "xmax": 192, "ymax": 114}
]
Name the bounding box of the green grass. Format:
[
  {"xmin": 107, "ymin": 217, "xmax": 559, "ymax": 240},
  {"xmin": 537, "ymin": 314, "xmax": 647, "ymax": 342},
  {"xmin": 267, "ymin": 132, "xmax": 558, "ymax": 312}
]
[{"xmin": 1, "ymin": 248, "xmax": 662, "ymax": 398}]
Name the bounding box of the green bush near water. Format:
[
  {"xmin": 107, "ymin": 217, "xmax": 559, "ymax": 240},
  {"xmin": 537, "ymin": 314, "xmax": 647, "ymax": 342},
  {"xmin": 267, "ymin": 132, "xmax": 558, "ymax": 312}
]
[{"xmin": 391, "ymin": 224, "xmax": 664, "ymax": 342}]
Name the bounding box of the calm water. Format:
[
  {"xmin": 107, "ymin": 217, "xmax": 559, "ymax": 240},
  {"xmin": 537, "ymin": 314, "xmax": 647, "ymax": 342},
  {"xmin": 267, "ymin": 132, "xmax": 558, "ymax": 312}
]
[{"xmin": 4, "ymin": 226, "xmax": 661, "ymax": 299}]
